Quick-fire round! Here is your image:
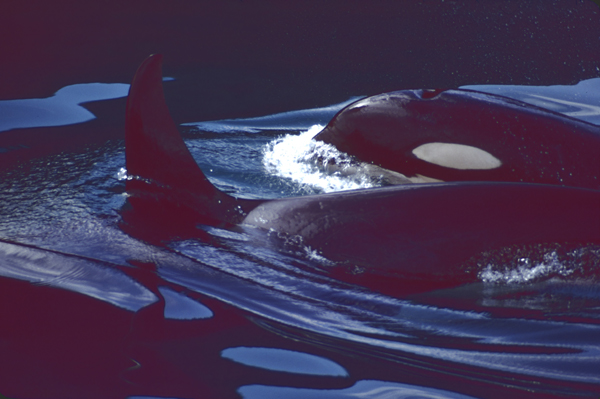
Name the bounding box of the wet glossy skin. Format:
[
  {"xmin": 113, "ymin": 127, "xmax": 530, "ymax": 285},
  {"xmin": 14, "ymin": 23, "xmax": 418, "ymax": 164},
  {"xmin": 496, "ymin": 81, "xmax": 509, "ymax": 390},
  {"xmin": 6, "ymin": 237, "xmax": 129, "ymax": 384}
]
[
  {"xmin": 124, "ymin": 55, "xmax": 600, "ymax": 297},
  {"xmin": 2, "ymin": 2, "xmax": 600, "ymax": 398},
  {"xmin": 314, "ymin": 89, "xmax": 600, "ymax": 189}
]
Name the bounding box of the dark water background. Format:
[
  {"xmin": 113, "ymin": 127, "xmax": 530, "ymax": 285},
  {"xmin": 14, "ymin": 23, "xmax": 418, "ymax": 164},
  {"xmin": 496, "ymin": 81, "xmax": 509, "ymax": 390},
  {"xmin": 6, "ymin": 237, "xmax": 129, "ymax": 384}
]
[{"xmin": 1, "ymin": 2, "xmax": 600, "ymax": 398}]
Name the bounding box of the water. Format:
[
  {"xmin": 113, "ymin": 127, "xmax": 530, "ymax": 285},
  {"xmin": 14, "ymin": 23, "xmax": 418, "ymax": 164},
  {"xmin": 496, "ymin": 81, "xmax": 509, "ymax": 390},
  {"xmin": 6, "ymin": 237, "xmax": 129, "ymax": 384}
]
[{"xmin": 1, "ymin": 79, "xmax": 599, "ymax": 398}]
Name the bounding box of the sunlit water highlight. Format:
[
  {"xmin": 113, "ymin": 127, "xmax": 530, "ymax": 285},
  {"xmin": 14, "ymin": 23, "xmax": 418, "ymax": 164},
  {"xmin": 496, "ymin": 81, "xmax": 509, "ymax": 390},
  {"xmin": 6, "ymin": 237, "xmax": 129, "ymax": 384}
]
[{"xmin": 1, "ymin": 79, "xmax": 600, "ymax": 397}]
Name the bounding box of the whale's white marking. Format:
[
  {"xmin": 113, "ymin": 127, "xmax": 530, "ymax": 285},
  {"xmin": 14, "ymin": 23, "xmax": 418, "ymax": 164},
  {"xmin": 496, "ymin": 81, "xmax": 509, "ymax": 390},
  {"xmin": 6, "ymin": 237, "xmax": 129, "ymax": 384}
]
[{"xmin": 412, "ymin": 142, "xmax": 502, "ymax": 170}]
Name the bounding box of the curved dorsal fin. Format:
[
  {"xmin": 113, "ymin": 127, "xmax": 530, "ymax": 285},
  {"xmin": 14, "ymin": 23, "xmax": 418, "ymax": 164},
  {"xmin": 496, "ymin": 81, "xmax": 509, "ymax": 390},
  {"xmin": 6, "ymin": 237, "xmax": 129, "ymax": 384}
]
[
  {"xmin": 125, "ymin": 54, "xmax": 257, "ymax": 228},
  {"xmin": 125, "ymin": 54, "xmax": 214, "ymax": 194}
]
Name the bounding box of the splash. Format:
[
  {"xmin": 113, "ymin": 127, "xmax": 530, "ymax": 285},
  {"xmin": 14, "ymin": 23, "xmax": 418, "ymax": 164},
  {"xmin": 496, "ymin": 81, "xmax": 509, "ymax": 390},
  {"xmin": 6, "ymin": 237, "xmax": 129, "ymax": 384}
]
[
  {"xmin": 479, "ymin": 251, "xmax": 573, "ymax": 284},
  {"xmin": 475, "ymin": 244, "xmax": 600, "ymax": 285},
  {"xmin": 262, "ymin": 125, "xmax": 383, "ymax": 193}
]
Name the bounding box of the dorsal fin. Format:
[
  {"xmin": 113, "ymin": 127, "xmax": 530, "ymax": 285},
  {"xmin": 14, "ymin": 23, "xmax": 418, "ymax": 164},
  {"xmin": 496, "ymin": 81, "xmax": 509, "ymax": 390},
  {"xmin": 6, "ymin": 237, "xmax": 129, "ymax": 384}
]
[
  {"xmin": 125, "ymin": 54, "xmax": 214, "ymax": 194},
  {"xmin": 124, "ymin": 54, "xmax": 257, "ymax": 228}
]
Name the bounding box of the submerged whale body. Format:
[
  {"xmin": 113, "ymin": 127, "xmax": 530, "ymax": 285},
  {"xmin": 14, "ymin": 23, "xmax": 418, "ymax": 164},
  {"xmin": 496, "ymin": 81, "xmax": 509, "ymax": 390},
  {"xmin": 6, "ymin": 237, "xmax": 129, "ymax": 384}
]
[
  {"xmin": 314, "ymin": 88, "xmax": 600, "ymax": 190},
  {"xmin": 122, "ymin": 55, "xmax": 600, "ymax": 296}
]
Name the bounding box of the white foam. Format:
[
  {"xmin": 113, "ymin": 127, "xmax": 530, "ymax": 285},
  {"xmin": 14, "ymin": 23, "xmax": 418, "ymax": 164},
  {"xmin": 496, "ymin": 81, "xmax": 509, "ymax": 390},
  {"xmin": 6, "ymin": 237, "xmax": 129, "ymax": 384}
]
[
  {"xmin": 479, "ymin": 251, "xmax": 574, "ymax": 284},
  {"xmin": 116, "ymin": 167, "xmax": 128, "ymax": 180},
  {"xmin": 303, "ymin": 246, "xmax": 335, "ymax": 266},
  {"xmin": 262, "ymin": 125, "xmax": 378, "ymax": 193}
]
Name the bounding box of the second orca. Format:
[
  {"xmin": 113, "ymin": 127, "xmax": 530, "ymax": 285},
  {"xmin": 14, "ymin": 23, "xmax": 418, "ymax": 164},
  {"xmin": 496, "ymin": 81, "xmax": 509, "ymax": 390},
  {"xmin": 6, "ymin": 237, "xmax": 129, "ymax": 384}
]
[
  {"xmin": 314, "ymin": 88, "xmax": 600, "ymax": 190},
  {"xmin": 122, "ymin": 55, "xmax": 600, "ymax": 296}
]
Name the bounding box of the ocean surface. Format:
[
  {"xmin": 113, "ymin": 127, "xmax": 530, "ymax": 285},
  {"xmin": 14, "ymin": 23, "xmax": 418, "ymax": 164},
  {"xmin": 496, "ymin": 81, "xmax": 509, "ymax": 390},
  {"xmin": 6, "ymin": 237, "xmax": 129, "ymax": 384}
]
[{"xmin": 0, "ymin": 78, "xmax": 599, "ymax": 399}]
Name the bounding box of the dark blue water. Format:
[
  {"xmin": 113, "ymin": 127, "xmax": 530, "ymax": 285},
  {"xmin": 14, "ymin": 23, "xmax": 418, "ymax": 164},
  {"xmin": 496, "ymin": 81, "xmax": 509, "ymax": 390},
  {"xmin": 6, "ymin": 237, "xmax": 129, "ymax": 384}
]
[{"xmin": 1, "ymin": 79, "xmax": 599, "ymax": 398}]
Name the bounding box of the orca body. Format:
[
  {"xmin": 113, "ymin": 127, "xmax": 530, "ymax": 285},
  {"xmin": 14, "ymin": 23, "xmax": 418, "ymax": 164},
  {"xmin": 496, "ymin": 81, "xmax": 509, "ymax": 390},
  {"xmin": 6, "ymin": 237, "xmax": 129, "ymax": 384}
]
[
  {"xmin": 314, "ymin": 89, "xmax": 600, "ymax": 190},
  {"xmin": 123, "ymin": 55, "xmax": 600, "ymax": 295}
]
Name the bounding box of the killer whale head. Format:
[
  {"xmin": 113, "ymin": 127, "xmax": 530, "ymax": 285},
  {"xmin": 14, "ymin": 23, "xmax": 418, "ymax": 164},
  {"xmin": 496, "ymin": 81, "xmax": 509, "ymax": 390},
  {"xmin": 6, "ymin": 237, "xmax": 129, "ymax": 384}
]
[{"xmin": 314, "ymin": 87, "xmax": 600, "ymax": 190}]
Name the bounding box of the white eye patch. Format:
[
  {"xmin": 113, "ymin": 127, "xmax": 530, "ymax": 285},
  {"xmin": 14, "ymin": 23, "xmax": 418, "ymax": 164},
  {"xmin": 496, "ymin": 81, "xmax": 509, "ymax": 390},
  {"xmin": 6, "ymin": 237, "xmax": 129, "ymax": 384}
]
[{"xmin": 412, "ymin": 142, "xmax": 502, "ymax": 170}]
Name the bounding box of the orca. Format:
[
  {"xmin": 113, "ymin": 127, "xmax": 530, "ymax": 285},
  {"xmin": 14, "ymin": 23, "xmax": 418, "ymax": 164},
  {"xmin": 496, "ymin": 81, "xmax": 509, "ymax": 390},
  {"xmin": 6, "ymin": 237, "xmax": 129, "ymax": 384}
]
[
  {"xmin": 314, "ymin": 88, "xmax": 600, "ymax": 190},
  {"xmin": 122, "ymin": 55, "xmax": 600, "ymax": 296}
]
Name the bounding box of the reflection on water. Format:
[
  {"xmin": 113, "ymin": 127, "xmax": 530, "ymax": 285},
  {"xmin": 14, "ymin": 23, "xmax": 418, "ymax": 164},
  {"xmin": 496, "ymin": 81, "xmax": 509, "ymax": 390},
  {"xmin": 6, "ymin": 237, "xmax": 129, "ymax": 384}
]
[
  {"xmin": 0, "ymin": 239, "xmax": 157, "ymax": 311},
  {"xmin": 159, "ymin": 286, "xmax": 214, "ymax": 320},
  {"xmin": 183, "ymin": 97, "xmax": 362, "ymax": 134},
  {"xmin": 0, "ymin": 83, "xmax": 130, "ymax": 132},
  {"xmin": 239, "ymin": 380, "xmax": 480, "ymax": 399},
  {"xmin": 1, "ymin": 79, "xmax": 599, "ymax": 398},
  {"xmin": 222, "ymin": 347, "xmax": 348, "ymax": 376},
  {"xmin": 461, "ymin": 78, "xmax": 600, "ymax": 125}
]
